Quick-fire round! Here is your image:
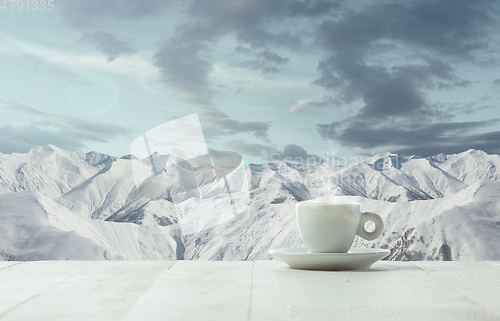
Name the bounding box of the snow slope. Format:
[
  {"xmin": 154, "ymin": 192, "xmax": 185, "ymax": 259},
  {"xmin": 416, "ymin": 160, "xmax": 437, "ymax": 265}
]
[
  {"xmin": 0, "ymin": 192, "xmax": 179, "ymax": 260},
  {"xmin": 165, "ymin": 180, "xmax": 500, "ymax": 261},
  {"xmin": 1, "ymin": 145, "xmax": 500, "ymax": 261}
]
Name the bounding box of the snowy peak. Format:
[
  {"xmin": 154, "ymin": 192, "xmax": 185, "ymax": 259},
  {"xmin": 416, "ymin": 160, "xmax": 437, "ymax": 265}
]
[
  {"xmin": 430, "ymin": 149, "xmax": 489, "ymax": 164},
  {"xmin": 431, "ymin": 149, "xmax": 500, "ymax": 184},
  {"xmin": 120, "ymin": 154, "xmax": 139, "ymax": 160},
  {"xmin": 0, "ymin": 145, "xmax": 115, "ymax": 198},
  {"xmin": 462, "ymin": 148, "xmax": 489, "ymax": 157},
  {"xmin": 427, "ymin": 153, "xmax": 448, "ymax": 163},
  {"xmin": 2, "ymin": 145, "xmax": 500, "ymax": 261},
  {"xmin": 26, "ymin": 144, "xmax": 115, "ymax": 166},
  {"xmin": 84, "ymin": 150, "xmax": 116, "ymax": 166},
  {"xmin": 150, "ymin": 149, "xmax": 193, "ymax": 162},
  {"xmin": 367, "ymin": 152, "xmax": 408, "ymax": 171},
  {"xmin": 28, "ymin": 144, "xmax": 59, "ymax": 155}
]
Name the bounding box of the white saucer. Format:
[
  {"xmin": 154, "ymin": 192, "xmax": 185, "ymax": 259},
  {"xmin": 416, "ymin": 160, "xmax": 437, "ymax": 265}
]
[{"xmin": 269, "ymin": 247, "xmax": 390, "ymax": 271}]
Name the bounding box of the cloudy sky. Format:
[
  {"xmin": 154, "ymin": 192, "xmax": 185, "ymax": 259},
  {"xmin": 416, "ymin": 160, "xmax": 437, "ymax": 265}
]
[{"xmin": 1, "ymin": 0, "xmax": 500, "ymax": 164}]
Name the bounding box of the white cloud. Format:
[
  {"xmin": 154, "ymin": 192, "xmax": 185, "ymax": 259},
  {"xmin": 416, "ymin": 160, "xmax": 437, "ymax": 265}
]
[
  {"xmin": 0, "ymin": 100, "xmax": 130, "ymax": 154},
  {"xmin": 0, "ymin": 36, "xmax": 160, "ymax": 94}
]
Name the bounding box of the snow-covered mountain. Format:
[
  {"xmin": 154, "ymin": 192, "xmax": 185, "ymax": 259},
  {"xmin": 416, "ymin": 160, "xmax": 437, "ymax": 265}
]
[
  {"xmin": 0, "ymin": 145, "xmax": 114, "ymax": 198},
  {"xmin": 1, "ymin": 144, "xmax": 500, "ymax": 261},
  {"xmin": 0, "ymin": 192, "xmax": 179, "ymax": 261}
]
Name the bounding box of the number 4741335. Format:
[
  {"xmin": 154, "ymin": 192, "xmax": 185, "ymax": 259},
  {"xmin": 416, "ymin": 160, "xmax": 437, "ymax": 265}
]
[{"xmin": 1, "ymin": 0, "xmax": 55, "ymax": 11}]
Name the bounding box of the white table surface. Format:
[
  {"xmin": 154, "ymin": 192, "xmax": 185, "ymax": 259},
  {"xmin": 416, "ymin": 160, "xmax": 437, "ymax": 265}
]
[{"xmin": 1, "ymin": 260, "xmax": 500, "ymax": 320}]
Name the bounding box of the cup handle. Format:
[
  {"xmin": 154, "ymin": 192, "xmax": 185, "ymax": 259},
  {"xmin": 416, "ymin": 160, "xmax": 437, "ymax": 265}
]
[{"xmin": 357, "ymin": 212, "xmax": 384, "ymax": 241}]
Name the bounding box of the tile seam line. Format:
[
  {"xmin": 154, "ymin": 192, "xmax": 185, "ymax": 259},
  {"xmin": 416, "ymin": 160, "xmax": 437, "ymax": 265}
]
[
  {"xmin": 408, "ymin": 261, "xmax": 497, "ymax": 314},
  {"xmin": 0, "ymin": 261, "xmax": 24, "ymax": 272},
  {"xmin": 118, "ymin": 260, "xmax": 177, "ymax": 321},
  {"xmin": 246, "ymin": 261, "xmax": 255, "ymax": 321},
  {"xmin": 0, "ymin": 261, "xmax": 98, "ymax": 319}
]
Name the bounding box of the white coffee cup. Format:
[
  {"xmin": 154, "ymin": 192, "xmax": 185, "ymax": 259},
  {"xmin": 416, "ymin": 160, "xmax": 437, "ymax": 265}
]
[{"xmin": 296, "ymin": 203, "xmax": 384, "ymax": 253}]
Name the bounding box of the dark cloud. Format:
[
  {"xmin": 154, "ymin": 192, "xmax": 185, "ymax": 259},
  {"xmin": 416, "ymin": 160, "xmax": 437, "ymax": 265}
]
[
  {"xmin": 277, "ymin": 144, "xmax": 320, "ymax": 161},
  {"xmin": 271, "ymin": 143, "xmax": 323, "ymax": 164},
  {"xmin": 174, "ymin": 21, "xmax": 226, "ymax": 44},
  {"xmin": 314, "ymin": 56, "xmax": 472, "ymax": 121},
  {"xmin": 0, "ymin": 100, "xmax": 130, "ymax": 154},
  {"xmin": 55, "ymin": 0, "xmax": 499, "ymax": 159},
  {"xmin": 494, "ymin": 79, "xmax": 500, "ymax": 85},
  {"xmin": 199, "ymin": 107, "xmax": 271, "ymax": 140},
  {"xmin": 80, "ymin": 31, "xmax": 137, "ymax": 62},
  {"xmin": 316, "ymin": 121, "xmax": 343, "ymax": 140},
  {"xmin": 340, "ymin": 120, "xmax": 497, "ymax": 149},
  {"xmin": 154, "ymin": 40, "xmax": 213, "ymax": 104},
  {"xmin": 225, "ymin": 140, "xmax": 320, "ymax": 163},
  {"xmin": 317, "ymin": 119, "xmax": 500, "ymax": 157},
  {"xmin": 188, "ymin": 0, "xmax": 342, "ymax": 27},
  {"xmin": 214, "ymin": 118, "xmax": 270, "ymax": 138},
  {"xmin": 60, "ymin": 0, "xmax": 172, "ymax": 27},
  {"xmin": 313, "ymin": 0, "xmax": 500, "ymax": 155},
  {"xmin": 317, "ymin": 1, "xmax": 496, "ymax": 60},
  {"xmin": 392, "ymin": 130, "xmax": 500, "ymax": 157},
  {"xmin": 150, "ymin": 21, "xmax": 224, "ymax": 104},
  {"xmin": 255, "ymin": 50, "xmax": 289, "ymax": 65},
  {"xmin": 160, "ymin": 107, "xmax": 273, "ymax": 161},
  {"xmin": 236, "ymin": 47, "xmax": 290, "ymax": 74},
  {"xmin": 391, "ymin": 58, "xmax": 458, "ymax": 89},
  {"xmin": 152, "ymin": 0, "xmax": 343, "ymax": 104},
  {"xmin": 314, "ymin": 0, "xmax": 498, "ymax": 118},
  {"xmin": 237, "ymin": 28, "xmax": 303, "ymax": 51}
]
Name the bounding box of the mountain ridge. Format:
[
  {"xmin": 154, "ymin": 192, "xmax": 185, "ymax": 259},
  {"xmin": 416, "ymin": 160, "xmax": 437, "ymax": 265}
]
[{"xmin": 1, "ymin": 145, "xmax": 500, "ymax": 261}]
